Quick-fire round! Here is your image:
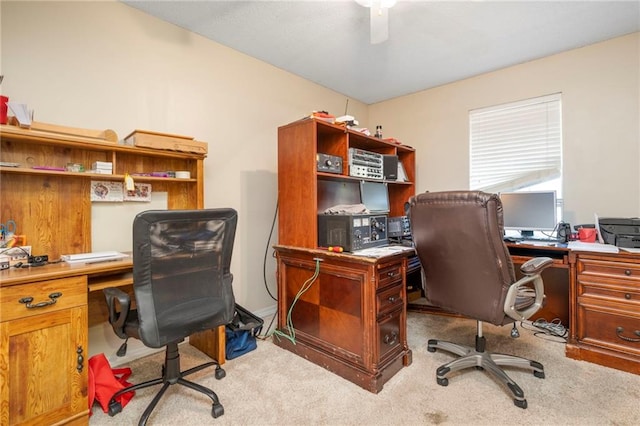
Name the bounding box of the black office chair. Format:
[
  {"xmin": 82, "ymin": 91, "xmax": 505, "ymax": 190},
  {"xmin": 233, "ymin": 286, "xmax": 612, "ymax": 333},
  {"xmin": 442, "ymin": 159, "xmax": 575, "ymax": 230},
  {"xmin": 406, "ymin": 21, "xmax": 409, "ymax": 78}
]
[
  {"xmin": 103, "ymin": 208, "xmax": 238, "ymax": 425},
  {"xmin": 408, "ymin": 191, "xmax": 553, "ymax": 408}
]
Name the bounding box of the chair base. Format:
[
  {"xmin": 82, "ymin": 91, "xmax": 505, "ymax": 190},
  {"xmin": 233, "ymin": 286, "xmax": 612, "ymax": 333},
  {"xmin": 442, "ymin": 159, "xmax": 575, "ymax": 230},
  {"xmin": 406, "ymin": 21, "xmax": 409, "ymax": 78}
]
[
  {"xmin": 108, "ymin": 342, "xmax": 226, "ymax": 425},
  {"xmin": 427, "ymin": 332, "xmax": 544, "ymax": 409}
]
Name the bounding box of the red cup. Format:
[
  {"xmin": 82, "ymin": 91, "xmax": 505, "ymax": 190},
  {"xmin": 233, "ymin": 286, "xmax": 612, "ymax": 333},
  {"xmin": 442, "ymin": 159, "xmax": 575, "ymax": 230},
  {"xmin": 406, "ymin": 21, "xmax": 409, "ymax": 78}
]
[
  {"xmin": 0, "ymin": 95, "xmax": 8, "ymax": 124},
  {"xmin": 578, "ymin": 228, "xmax": 597, "ymax": 243}
]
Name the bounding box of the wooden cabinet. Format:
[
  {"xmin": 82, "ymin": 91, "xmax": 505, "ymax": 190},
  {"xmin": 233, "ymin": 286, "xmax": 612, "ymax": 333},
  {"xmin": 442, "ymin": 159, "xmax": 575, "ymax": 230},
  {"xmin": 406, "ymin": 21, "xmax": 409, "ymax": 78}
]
[
  {"xmin": 273, "ymin": 245, "xmax": 412, "ymax": 393},
  {"xmin": 277, "ymin": 118, "xmax": 415, "ymax": 248},
  {"xmin": 567, "ymin": 252, "xmax": 640, "ymax": 374},
  {"xmin": 0, "ymin": 276, "xmax": 89, "ymax": 425},
  {"xmin": 275, "ymin": 119, "xmax": 415, "ymax": 391},
  {"xmin": 0, "ymin": 124, "xmax": 205, "ymax": 260}
]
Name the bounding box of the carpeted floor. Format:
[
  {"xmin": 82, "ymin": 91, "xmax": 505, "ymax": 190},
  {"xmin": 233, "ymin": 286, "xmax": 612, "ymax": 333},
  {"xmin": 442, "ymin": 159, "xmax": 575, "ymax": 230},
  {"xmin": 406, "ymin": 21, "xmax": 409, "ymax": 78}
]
[{"xmin": 89, "ymin": 312, "xmax": 640, "ymax": 425}]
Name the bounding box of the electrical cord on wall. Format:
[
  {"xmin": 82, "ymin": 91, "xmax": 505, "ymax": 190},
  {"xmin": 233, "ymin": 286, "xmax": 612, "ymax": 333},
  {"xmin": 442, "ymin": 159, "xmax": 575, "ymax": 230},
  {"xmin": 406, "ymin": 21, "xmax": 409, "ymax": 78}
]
[
  {"xmin": 271, "ymin": 258, "xmax": 322, "ymax": 345},
  {"xmin": 263, "ymin": 199, "xmax": 279, "ymax": 302}
]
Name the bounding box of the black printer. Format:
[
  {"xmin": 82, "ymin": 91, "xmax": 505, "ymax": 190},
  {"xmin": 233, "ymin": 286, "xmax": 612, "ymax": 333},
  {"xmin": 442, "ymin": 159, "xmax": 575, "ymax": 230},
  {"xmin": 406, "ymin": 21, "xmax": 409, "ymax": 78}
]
[{"xmin": 598, "ymin": 218, "xmax": 640, "ymax": 248}]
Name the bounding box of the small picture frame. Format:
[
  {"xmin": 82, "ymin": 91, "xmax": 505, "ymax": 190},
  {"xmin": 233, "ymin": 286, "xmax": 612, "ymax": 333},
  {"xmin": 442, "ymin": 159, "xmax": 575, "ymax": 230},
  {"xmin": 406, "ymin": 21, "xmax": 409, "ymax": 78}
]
[
  {"xmin": 91, "ymin": 181, "xmax": 124, "ymax": 202},
  {"xmin": 124, "ymin": 183, "xmax": 152, "ymax": 202}
]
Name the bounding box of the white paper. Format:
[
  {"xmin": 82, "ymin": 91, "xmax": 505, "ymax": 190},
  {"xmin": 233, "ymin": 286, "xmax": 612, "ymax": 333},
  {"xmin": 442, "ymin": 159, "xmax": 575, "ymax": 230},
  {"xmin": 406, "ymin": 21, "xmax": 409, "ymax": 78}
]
[
  {"xmin": 7, "ymin": 102, "xmax": 32, "ymax": 127},
  {"xmin": 61, "ymin": 251, "xmax": 128, "ymax": 264},
  {"xmin": 567, "ymin": 241, "xmax": 619, "ymax": 253}
]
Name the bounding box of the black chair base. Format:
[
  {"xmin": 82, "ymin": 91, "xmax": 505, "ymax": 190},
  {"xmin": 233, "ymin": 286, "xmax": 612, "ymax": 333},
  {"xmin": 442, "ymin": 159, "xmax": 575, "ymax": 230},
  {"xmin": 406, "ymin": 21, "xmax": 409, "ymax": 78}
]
[
  {"xmin": 108, "ymin": 342, "xmax": 226, "ymax": 425},
  {"xmin": 427, "ymin": 323, "xmax": 544, "ymax": 409}
]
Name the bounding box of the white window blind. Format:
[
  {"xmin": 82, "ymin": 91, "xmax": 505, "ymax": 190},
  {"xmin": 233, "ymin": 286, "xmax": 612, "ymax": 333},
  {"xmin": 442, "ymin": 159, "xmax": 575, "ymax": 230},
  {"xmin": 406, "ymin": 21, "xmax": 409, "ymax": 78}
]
[{"xmin": 469, "ymin": 93, "xmax": 562, "ymax": 193}]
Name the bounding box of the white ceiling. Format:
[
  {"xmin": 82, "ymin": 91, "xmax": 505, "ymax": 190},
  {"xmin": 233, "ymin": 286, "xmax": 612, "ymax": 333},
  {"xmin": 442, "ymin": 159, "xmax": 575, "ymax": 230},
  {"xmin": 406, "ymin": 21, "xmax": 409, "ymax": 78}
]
[{"xmin": 123, "ymin": 0, "xmax": 640, "ymax": 104}]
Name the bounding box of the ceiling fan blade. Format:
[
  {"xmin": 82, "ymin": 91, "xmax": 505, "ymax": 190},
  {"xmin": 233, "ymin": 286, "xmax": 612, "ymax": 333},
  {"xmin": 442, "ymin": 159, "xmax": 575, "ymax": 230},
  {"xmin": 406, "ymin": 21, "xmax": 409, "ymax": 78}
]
[{"xmin": 369, "ymin": 6, "xmax": 389, "ymax": 44}]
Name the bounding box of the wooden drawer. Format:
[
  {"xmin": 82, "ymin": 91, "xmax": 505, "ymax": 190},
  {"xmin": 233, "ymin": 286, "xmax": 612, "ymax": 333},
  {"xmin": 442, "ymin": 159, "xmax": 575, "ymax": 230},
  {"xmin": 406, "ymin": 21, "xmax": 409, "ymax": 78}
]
[
  {"xmin": 578, "ymin": 258, "xmax": 640, "ymax": 281},
  {"xmin": 377, "ymin": 308, "xmax": 402, "ymax": 362},
  {"xmin": 0, "ymin": 276, "xmax": 87, "ymax": 322},
  {"xmin": 578, "ymin": 303, "xmax": 640, "ymax": 357},
  {"xmin": 377, "ymin": 263, "xmax": 402, "ymax": 289},
  {"xmin": 579, "ymin": 280, "xmax": 640, "ymax": 305},
  {"xmin": 376, "ymin": 284, "xmax": 403, "ymax": 316}
]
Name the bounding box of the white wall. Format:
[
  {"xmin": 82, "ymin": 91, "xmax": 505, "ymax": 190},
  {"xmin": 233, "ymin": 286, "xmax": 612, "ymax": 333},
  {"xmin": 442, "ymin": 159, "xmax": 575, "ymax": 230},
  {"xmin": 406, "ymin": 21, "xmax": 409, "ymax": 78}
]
[{"xmin": 370, "ymin": 33, "xmax": 640, "ymax": 226}]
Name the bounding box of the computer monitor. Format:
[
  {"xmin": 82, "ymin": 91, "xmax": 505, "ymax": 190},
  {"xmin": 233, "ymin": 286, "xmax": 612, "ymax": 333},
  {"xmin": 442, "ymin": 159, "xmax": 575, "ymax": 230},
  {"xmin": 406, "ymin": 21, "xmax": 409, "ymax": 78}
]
[
  {"xmin": 499, "ymin": 190, "xmax": 557, "ymax": 237},
  {"xmin": 360, "ymin": 181, "xmax": 390, "ymax": 213}
]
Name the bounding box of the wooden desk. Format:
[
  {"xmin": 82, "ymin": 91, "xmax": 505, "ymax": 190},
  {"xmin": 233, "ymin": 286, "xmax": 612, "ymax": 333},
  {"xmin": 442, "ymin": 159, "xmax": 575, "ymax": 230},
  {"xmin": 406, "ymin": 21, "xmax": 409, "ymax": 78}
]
[
  {"xmin": 408, "ymin": 243, "xmax": 574, "ymax": 327},
  {"xmin": 0, "ymin": 258, "xmax": 224, "ymax": 426},
  {"xmin": 273, "ymin": 245, "xmax": 413, "ymax": 393},
  {"xmin": 567, "ymin": 250, "xmax": 640, "ymax": 375}
]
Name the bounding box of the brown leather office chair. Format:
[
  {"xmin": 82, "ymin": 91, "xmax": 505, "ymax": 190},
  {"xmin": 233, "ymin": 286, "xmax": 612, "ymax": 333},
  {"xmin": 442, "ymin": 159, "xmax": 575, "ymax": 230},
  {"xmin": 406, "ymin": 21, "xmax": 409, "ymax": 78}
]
[
  {"xmin": 103, "ymin": 208, "xmax": 237, "ymax": 425},
  {"xmin": 408, "ymin": 191, "xmax": 553, "ymax": 409}
]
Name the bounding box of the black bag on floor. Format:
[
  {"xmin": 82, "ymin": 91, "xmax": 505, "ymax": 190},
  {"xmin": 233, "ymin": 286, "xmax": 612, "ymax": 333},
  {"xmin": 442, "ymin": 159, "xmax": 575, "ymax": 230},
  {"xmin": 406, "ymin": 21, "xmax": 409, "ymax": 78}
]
[{"xmin": 225, "ymin": 304, "xmax": 263, "ymax": 360}]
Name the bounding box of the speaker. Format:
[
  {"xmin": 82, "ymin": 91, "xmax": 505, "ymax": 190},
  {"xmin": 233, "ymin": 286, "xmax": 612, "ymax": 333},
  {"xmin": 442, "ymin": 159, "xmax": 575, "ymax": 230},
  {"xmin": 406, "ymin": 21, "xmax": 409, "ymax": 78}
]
[
  {"xmin": 558, "ymin": 222, "xmax": 571, "ymax": 243},
  {"xmin": 383, "ymin": 155, "xmax": 398, "ymax": 180}
]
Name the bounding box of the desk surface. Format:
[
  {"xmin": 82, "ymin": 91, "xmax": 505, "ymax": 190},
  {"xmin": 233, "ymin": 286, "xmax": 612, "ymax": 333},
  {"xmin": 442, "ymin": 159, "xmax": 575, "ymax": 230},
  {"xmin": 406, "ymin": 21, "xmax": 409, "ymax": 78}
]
[{"xmin": 0, "ymin": 257, "xmax": 133, "ymax": 288}]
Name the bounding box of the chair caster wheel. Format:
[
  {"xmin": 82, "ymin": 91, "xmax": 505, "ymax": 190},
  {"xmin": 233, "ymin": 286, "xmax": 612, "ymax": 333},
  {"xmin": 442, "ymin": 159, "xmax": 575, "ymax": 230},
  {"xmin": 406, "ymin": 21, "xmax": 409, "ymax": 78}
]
[
  {"xmin": 215, "ymin": 366, "xmax": 226, "ymax": 380},
  {"xmin": 534, "ymin": 371, "xmax": 545, "ymax": 379},
  {"xmin": 514, "ymin": 399, "xmax": 528, "ymax": 409},
  {"xmin": 436, "ymin": 377, "xmax": 448, "ymax": 386},
  {"xmin": 212, "ymin": 402, "xmax": 224, "ymax": 418},
  {"xmin": 427, "ymin": 346, "xmax": 436, "ymax": 353},
  {"xmin": 107, "ymin": 400, "xmax": 123, "ymax": 417}
]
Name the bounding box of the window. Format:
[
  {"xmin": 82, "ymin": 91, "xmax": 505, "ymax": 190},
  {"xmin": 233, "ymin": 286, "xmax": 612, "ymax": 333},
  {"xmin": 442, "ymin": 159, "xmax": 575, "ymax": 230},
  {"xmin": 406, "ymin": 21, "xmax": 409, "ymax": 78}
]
[{"xmin": 469, "ymin": 94, "xmax": 562, "ymax": 196}]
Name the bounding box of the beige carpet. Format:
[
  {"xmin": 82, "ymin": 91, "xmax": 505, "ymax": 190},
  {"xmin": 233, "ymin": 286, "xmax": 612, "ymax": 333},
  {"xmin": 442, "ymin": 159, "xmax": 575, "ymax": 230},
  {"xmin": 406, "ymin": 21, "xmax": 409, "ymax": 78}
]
[{"xmin": 89, "ymin": 312, "xmax": 640, "ymax": 425}]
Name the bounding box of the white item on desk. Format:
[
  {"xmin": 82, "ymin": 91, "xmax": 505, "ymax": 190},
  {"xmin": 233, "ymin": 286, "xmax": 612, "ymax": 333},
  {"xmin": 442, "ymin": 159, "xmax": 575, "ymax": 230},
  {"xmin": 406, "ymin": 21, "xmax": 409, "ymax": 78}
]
[
  {"xmin": 62, "ymin": 251, "xmax": 128, "ymax": 264},
  {"xmin": 567, "ymin": 241, "xmax": 619, "ymax": 253}
]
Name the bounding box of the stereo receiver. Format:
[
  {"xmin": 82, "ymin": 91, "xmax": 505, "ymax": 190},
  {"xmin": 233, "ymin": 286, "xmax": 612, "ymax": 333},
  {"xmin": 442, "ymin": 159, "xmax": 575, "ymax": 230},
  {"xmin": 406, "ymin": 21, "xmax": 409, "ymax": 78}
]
[
  {"xmin": 318, "ymin": 213, "xmax": 388, "ymax": 252},
  {"xmin": 348, "ymin": 148, "xmax": 383, "ymax": 180}
]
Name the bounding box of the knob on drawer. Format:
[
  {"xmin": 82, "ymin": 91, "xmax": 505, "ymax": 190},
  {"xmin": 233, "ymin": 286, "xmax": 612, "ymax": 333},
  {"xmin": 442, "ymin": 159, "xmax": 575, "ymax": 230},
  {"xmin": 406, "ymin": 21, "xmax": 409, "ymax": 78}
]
[{"xmin": 625, "ymin": 269, "xmax": 632, "ymax": 276}]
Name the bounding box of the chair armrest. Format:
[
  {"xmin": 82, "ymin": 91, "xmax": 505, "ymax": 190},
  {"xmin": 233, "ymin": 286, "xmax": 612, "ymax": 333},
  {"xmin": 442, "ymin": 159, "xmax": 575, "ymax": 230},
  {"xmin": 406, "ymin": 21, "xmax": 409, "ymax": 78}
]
[
  {"xmin": 503, "ymin": 257, "xmax": 553, "ymax": 321},
  {"xmin": 103, "ymin": 287, "xmax": 131, "ymax": 339}
]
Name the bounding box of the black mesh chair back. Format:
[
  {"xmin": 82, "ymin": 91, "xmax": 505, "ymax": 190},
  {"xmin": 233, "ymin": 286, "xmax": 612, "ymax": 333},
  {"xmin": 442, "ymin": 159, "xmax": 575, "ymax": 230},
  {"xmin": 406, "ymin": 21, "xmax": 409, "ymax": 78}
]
[
  {"xmin": 133, "ymin": 208, "xmax": 237, "ymax": 347},
  {"xmin": 103, "ymin": 208, "xmax": 238, "ymax": 425}
]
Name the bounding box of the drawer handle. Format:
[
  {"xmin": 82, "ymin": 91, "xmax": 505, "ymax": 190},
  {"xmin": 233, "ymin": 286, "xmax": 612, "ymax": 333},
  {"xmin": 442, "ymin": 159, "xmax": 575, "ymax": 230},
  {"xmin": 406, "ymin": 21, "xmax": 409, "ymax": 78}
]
[
  {"xmin": 76, "ymin": 346, "xmax": 84, "ymax": 373},
  {"xmin": 387, "ymin": 296, "xmax": 397, "ymax": 303},
  {"xmin": 384, "ymin": 331, "xmax": 398, "ymax": 345},
  {"xmin": 625, "ymin": 269, "xmax": 632, "ymax": 276},
  {"xmin": 615, "ymin": 326, "xmax": 640, "ymax": 343},
  {"xmin": 19, "ymin": 292, "xmax": 62, "ymax": 309},
  {"xmin": 387, "ymin": 271, "xmax": 397, "ymax": 277}
]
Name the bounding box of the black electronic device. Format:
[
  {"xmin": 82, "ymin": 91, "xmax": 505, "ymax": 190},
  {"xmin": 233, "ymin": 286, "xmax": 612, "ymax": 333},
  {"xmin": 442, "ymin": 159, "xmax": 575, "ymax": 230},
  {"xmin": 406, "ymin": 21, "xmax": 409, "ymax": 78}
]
[
  {"xmin": 382, "ymin": 155, "xmax": 398, "ymax": 180},
  {"xmin": 318, "ymin": 213, "xmax": 387, "ymax": 252},
  {"xmin": 316, "ymin": 153, "xmax": 343, "ymax": 174},
  {"xmin": 557, "ymin": 222, "xmax": 571, "ymax": 243},
  {"xmin": 388, "ymin": 215, "xmax": 411, "ymax": 238},
  {"xmin": 598, "ymin": 217, "xmax": 640, "ymax": 248}
]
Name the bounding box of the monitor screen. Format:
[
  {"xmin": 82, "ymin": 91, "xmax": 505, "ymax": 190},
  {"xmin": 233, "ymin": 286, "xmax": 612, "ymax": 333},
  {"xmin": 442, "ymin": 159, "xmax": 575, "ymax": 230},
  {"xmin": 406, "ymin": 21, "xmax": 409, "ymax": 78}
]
[
  {"xmin": 499, "ymin": 191, "xmax": 557, "ymax": 235},
  {"xmin": 360, "ymin": 181, "xmax": 390, "ymax": 213}
]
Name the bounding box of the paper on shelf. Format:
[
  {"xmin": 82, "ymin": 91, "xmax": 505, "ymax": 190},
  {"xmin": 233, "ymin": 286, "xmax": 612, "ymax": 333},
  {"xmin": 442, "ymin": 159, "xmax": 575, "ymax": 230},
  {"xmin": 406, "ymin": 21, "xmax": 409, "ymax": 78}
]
[{"xmin": 567, "ymin": 241, "xmax": 619, "ymax": 253}]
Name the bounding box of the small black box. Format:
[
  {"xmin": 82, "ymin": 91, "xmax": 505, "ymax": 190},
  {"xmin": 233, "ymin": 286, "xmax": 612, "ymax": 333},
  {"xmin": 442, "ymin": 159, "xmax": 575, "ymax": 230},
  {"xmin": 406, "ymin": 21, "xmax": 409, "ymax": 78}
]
[{"xmin": 383, "ymin": 155, "xmax": 398, "ymax": 180}]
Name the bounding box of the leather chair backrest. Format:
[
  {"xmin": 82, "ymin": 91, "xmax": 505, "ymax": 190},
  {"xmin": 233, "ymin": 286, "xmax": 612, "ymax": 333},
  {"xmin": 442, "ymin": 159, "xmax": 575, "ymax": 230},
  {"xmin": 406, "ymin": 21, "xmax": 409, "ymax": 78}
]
[
  {"xmin": 132, "ymin": 208, "xmax": 237, "ymax": 348},
  {"xmin": 409, "ymin": 191, "xmax": 516, "ymax": 325}
]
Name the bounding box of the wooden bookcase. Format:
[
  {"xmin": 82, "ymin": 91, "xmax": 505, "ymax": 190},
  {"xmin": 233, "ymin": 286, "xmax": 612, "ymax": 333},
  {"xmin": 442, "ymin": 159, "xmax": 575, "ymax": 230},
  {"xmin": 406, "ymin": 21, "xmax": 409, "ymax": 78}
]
[
  {"xmin": 275, "ymin": 118, "xmax": 416, "ymax": 392},
  {"xmin": 277, "ymin": 118, "xmax": 415, "ymax": 247},
  {"xmin": 0, "ymin": 124, "xmax": 205, "ymax": 260}
]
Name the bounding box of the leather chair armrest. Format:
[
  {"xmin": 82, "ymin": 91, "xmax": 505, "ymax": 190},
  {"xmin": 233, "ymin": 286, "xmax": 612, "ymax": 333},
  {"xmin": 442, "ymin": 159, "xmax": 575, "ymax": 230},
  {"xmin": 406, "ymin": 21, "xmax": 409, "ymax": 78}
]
[
  {"xmin": 520, "ymin": 257, "xmax": 554, "ymax": 275},
  {"xmin": 103, "ymin": 287, "xmax": 131, "ymax": 339},
  {"xmin": 503, "ymin": 257, "xmax": 553, "ymax": 321}
]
